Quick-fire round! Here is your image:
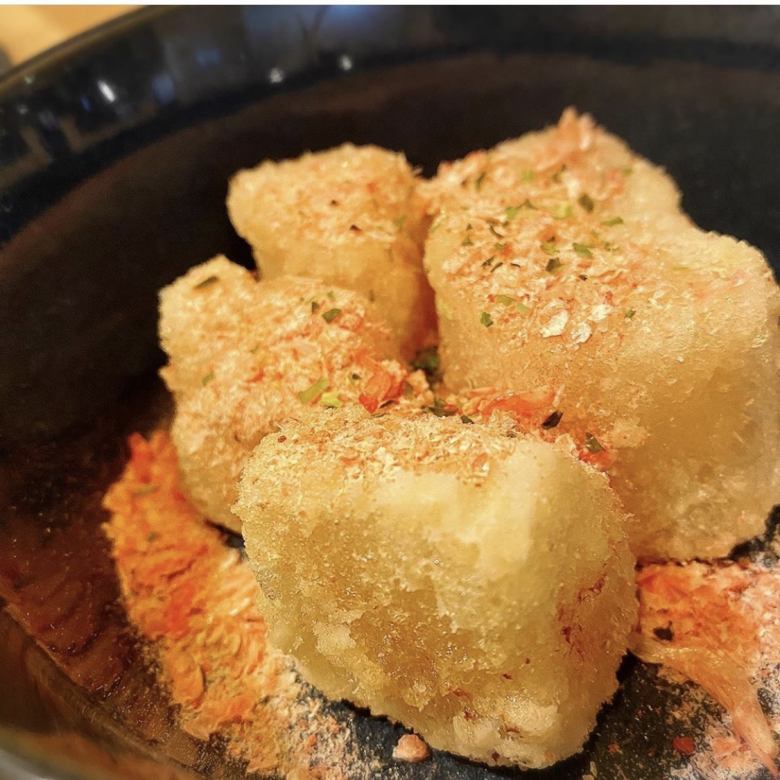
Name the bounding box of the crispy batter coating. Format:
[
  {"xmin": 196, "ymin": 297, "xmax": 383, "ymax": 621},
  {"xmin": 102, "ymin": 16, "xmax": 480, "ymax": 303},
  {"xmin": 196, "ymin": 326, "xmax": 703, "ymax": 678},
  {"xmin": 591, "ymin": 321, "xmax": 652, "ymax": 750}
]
[
  {"xmin": 227, "ymin": 144, "xmax": 436, "ymax": 357},
  {"xmin": 421, "ymin": 109, "xmax": 780, "ymax": 560},
  {"xmin": 159, "ymin": 257, "xmax": 418, "ymax": 530},
  {"xmin": 237, "ymin": 407, "xmax": 636, "ymax": 769}
]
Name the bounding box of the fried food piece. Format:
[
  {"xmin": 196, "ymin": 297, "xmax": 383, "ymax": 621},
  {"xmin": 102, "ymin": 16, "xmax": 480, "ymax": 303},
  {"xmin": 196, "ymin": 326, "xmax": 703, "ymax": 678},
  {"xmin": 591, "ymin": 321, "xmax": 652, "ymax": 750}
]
[
  {"xmin": 421, "ymin": 109, "xmax": 780, "ymax": 561},
  {"xmin": 159, "ymin": 257, "xmax": 416, "ymax": 530},
  {"xmin": 237, "ymin": 407, "xmax": 636, "ymax": 769},
  {"xmin": 227, "ymin": 144, "xmax": 436, "ymax": 357}
]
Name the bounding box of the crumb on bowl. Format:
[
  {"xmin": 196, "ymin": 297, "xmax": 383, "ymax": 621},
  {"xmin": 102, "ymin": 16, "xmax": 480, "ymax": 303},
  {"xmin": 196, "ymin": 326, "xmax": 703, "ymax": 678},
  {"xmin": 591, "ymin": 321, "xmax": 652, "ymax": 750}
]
[{"xmin": 393, "ymin": 734, "xmax": 430, "ymax": 763}]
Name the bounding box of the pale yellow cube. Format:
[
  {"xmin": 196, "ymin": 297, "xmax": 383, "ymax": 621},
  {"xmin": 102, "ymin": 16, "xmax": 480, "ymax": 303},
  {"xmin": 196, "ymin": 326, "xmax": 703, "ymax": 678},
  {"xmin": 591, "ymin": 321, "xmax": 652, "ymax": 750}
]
[
  {"xmin": 237, "ymin": 407, "xmax": 636, "ymax": 768},
  {"xmin": 228, "ymin": 144, "xmax": 436, "ymax": 356},
  {"xmin": 158, "ymin": 257, "xmax": 408, "ymax": 530},
  {"xmin": 422, "ymin": 109, "xmax": 780, "ymax": 560}
]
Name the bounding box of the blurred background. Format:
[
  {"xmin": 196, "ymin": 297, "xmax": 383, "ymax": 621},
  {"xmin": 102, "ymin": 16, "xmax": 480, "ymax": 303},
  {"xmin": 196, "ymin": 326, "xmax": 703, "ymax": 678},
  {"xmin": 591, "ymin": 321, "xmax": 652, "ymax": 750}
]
[{"xmin": 0, "ymin": 5, "xmax": 135, "ymax": 71}]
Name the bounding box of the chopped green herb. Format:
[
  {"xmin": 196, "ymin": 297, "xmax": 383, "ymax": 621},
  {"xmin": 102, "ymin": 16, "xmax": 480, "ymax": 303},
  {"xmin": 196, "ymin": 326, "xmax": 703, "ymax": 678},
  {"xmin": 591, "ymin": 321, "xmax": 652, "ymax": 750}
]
[
  {"xmin": 489, "ymin": 224, "xmax": 504, "ymax": 239},
  {"xmin": 411, "ymin": 346, "xmax": 441, "ymax": 384},
  {"xmin": 495, "ymin": 294, "xmax": 516, "ymax": 306},
  {"xmin": 146, "ymin": 531, "xmax": 160, "ymax": 541},
  {"xmin": 553, "ymin": 203, "xmax": 573, "ymax": 219},
  {"xmin": 520, "ymin": 199, "xmax": 537, "ymax": 210},
  {"xmin": 320, "ymin": 391, "xmax": 342, "ymax": 408},
  {"xmin": 584, "ymin": 433, "xmax": 605, "ymax": 453},
  {"xmin": 552, "ymin": 165, "xmax": 567, "ymax": 183},
  {"xmin": 490, "ymin": 262, "xmax": 504, "ymax": 273},
  {"xmin": 134, "ymin": 485, "xmax": 158, "ymax": 497},
  {"xmin": 475, "ymin": 171, "xmax": 486, "ymax": 190},
  {"xmin": 542, "ymin": 410, "xmax": 563, "ymax": 429},
  {"xmin": 622, "ymin": 166, "xmax": 633, "ymax": 176},
  {"xmin": 505, "ymin": 205, "xmax": 520, "ymax": 221},
  {"xmin": 521, "ymin": 169, "xmax": 535, "ymax": 183},
  {"xmin": 201, "ymin": 371, "xmax": 215, "ymax": 386},
  {"xmin": 541, "ymin": 240, "xmax": 557, "ymax": 255},
  {"xmin": 193, "ymin": 275, "xmax": 219, "ymax": 290},
  {"xmin": 482, "ymin": 255, "xmax": 496, "ymax": 268},
  {"xmin": 249, "ymin": 343, "xmax": 261, "ymax": 354},
  {"xmin": 311, "ymin": 300, "xmax": 321, "ymax": 314},
  {"xmin": 572, "ymin": 242, "xmax": 593, "ymax": 257},
  {"xmin": 327, "ymin": 290, "xmax": 336, "ymax": 301},
  {"xmin": 393, "ymin": 215, "xmax": 406, "ymax": 230},
  {"xmin": 298, "ymin": 377, "xmax": 328, "ymax": 404},
  {"xmin": 546, "ymin": 257, "xmax": 562, "ymax": 273},
  {"xmin": 428, "ymin": 398, "xmax": 456, "ymax": 417},
  {"xmin": 578, "ymin": 193, "xmax": 595, "ymax": 213},
  {"xmin": 494, "ymin": 242, "xmax": 507, "ymax": 253},
  {"xmin": 462, "ymin": 235, "xmax": 474, "ymax": 246},
  {"xmin": 602, "ymin": 216, "xmax": 624, "ymax": 226},
  {"xmin": 515, "ymin": 302, "xmax": 530, "ymax": 313},
  {"xmin": 461, "ymin": 415, "xmax": 475, "ymax": 425},
  {"xmin": 480, "ymin": 311, "xmax": 494, "ymax": 328},
  {"xmin": 322, "ymin": 307, "xmax": 342, "ymax": 323},
  {"xmin": 625, "ymin": 308, "xmax": 636, "ymax": 319}
]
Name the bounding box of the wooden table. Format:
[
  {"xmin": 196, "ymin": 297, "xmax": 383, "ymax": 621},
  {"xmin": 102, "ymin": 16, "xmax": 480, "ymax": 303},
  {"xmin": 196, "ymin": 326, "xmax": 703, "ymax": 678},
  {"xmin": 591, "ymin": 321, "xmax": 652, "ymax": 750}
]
[{"xmin": 0, "ymin": 5, "xmax": 135, "ymax": 68}]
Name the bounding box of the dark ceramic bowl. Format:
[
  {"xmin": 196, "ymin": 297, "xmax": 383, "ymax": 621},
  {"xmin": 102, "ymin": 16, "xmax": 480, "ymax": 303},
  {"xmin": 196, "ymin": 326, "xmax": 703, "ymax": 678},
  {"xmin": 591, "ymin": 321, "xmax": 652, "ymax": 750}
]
[{"xmin": 1, "ymin": 7, "xmax": 779, "ymax": 779}]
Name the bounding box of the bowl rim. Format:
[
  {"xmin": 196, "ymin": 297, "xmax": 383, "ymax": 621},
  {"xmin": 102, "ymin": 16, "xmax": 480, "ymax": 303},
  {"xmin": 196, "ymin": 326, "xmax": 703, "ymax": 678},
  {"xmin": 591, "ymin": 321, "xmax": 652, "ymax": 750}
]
[
  {"xmin": 0, "ymin": 6, "xmax": 166, "ymax": 95},
  {"xmin": 2, "ymin": 6, "xmax": 779, "ymax": 779}
]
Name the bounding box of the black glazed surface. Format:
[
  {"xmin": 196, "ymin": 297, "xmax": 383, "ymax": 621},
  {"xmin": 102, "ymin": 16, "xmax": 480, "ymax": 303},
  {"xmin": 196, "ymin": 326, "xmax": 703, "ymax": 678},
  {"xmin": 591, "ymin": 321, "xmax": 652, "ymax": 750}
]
[{"xmin": 1, "ymin": 7, "xmax": 778, "ymax": 779}]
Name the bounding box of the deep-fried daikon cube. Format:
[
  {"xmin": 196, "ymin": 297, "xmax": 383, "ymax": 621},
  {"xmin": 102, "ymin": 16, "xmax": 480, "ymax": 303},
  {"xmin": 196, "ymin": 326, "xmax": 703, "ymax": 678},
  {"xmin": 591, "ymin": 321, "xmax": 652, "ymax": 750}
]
[
  {"xmin": 159, "ymin": 257, "xmax": 415, "ymax": 530},
  {"xmin": 237, "ymin": 407, "xmax": 636, "ymax": 768},
  {"xmin": 227, "ymin": 144, "xmax": 435, "ymax": 357},
  {"xmin": 421, "ymin": 109, "xmax": 780, "ymax": 561}
]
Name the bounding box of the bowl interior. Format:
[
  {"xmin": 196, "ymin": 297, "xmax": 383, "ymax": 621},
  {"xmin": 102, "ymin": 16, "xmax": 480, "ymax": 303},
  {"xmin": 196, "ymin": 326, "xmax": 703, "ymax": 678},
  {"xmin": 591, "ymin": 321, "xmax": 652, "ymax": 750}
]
[{"xmin": 0, "ymin": 7, "xmax": 778, "ymax": 779}]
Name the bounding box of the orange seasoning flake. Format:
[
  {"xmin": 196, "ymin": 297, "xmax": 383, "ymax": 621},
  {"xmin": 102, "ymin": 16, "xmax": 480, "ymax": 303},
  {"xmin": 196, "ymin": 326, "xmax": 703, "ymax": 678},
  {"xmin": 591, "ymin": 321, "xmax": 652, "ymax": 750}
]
[
  {"xmin": 634, "ymin": 561, "xmax": 780, "ymax": 777},
  {"xmin": 102, "ymin": 431, "xmax": 356, "ymax": 778},
  {"xmin": 673, "ymin": 736, "xmax": 696, "ymax": 757}
]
